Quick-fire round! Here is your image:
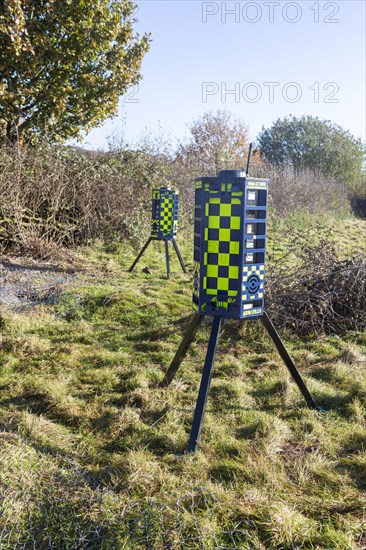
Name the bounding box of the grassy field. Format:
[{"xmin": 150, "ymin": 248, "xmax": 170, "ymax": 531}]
[
  {"xmin": 0, "ymin": 215, "xmax": 365, "ymax": 549},
  {"xmin": 267, "ymin": 212, "xmax": 366, "ymax": 264}
]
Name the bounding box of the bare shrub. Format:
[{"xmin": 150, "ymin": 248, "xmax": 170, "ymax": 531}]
[
  {"xmin": 266, "ymin": 241, "xmax": 366, "ymax": 335},
  {"xmin": 0, "ymin": 136, "xmax": 353, "ymax": 259},
  {"xmin": 0, "ymin": 142, "xmax": 169, "ymax": 256},
  {"xmin": 263, "ymin": 164, "xmax": 349, "ymax": 216}
]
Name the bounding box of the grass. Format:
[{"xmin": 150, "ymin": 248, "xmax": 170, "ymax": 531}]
[
  {"xmin": 0, "ymin": 215, "xmax": 365, "ymax": 549},
  {"xmin": 267, "ymin": 211, "xmax": 366, "ymax": 265}
]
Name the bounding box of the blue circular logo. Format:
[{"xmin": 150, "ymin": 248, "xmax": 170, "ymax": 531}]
[{"xmin": 247, "ymin": 274, "xmax": 260, "ymax": 294}]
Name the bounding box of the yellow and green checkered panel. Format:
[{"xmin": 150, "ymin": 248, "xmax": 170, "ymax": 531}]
[
  {"xmin": 193, "ymin": 173, "xmax": 269, "ymax": 319},
  {"xmin": 151, "ymin": 187, "xmax": 178, "ymax": 240},
  {"xmin": 160, "ymin": 194, "xmax": 174, "ymax": 235},
  {"xmin": 203, "ymin": 197, "xmax": 242, "ymax": 298}
]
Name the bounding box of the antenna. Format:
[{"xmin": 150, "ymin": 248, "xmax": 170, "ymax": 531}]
[{"xmin": 246, "ymin": 142, "xmax": 253, "ymax": 177}]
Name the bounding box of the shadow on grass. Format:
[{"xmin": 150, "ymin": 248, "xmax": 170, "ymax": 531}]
[
  {"xmin": 94, "ymin": 328, "xmax": 126, "ymax": 351},
  {"xmin": 92, "ymin": 317, "xmax": 190, "ymax": 354},
  {"xmin": 337, "ymin": 458, "xmax": 366, "ymax": 491},
  {"xmin": 309, "ymin": 365, "xmax": 338, "ymax": 383},
  {"xmin": 336, "ymin": 432, "xmax": 366, "ymax": 491},
  {"xmin": 340, "ymin": 431, "xmax": 366, "ymax": 455},
  {"xmin": 140, "ymin": 405, "xmax": 170, "ymax": 425},
  {"xmin": 125, "ymin": 313, "xmax": 201, "ymax": 342},
  {"xmin": 249, "ymin": 379, "xmax": 286, "ymax": 401},
  {"xmin": 104, "ymin": 428, "xmax": 183, "ymax": 457},
  {"xmin": 0, "ymin": 392, "xmax": 51, "ymax": 415},
  {"xmin": 0, "ymin": 392, "xmax": 83, "ymax": 427},
  {"xmin": 90, "ymin": 409, "xmax": 116, "ymax": 431},
  {"xmin": 141, "ymin": 433, "xmax": 184, "ymax": 456},
  {"xmin": 1, "ymin": 259, "xmax": 77, "ymax": 274},
  {"xmin": 107, "ymin": 391, "xmax": 145, "ymax": 409},
  {"xmin": 314, "ymin": 390, "xmax": 361, "ymax": 412},
  {"xmin": 209, "ymin": 462, "xmax": 242, "ymax": 483}
]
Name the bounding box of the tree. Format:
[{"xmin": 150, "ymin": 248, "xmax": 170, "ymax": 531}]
[
  {"xmin": 0, "ymin": 0, "xmax": 149, "ymax": 142},
  {"xmin": 257, "ymin": 115, "xmax": 365, "ymax": 190},
  {"xmin": 177, "ymin": 110, "xmax": 253, "ymax": 175}
]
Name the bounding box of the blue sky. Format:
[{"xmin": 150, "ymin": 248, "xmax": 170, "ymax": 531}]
[{"xmin": 77, "ymin": 0, "xmax": 366, "ymax": 150}]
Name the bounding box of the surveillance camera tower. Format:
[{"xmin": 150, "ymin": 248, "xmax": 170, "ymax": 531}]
[
  {"xmin": 161, "ymin": 145, "xmax": 319, "ymax": 452},
  {"xmin": 129, "ymin": 186, "xmax": 186, "ymax": 279}
]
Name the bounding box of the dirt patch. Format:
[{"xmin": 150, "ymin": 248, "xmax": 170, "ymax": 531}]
[{"xmin": 0, "ymin": 257, "xmax": 76, "ymax": 311}]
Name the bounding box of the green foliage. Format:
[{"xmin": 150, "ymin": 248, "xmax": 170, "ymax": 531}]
[
  {"xmin": 0, "ymin": 0, "xmax": 149, "ymax": 142},
  {"xmin": 257, "ymin": 115, "xmax": 365, "ymax": 191}
]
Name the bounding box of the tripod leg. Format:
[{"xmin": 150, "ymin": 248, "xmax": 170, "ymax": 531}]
[
  {"xmin": 187, "ymin": 317, "xmax": 223, "ymax": 452},
  {"xmin": 161, "ymin": 314, "xmax": 203, "ymax": 387},
  {"xmin": 128, "ymin": 238, "xmax": 152, "ymax": 272},
  {"xmin": 261, "ymin": 311, "xmax": 319, "ymax": 410},
  {"xmin": 165, "ymin": 240, "xmax": 171, "ymax": 279},
  {"xmin": 172, "ymin": 239, "xmax": 187, "ymax": 273}
]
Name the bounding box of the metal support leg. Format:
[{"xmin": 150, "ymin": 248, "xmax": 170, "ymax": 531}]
[
  {"xmin": 128, "ymin": 238, "xmax": 152, "ymax": 272},
  {"xmin": 161, "ymin": 314, "xmax": 203, "ymax": 387},
  {"xmin": 261, "ymin": 311, "xmax": 319, "ymax": 410},
  {"xmin": 172, "ymin": 239, "xmax": 187, "ymax": 273},
  {"xmin": 187, "ymin": 317, "xmax": 223, "ymax": 452},
  {"xmin": 165, "ymin": 240, "xmax": 171, "ymax": 279}
]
